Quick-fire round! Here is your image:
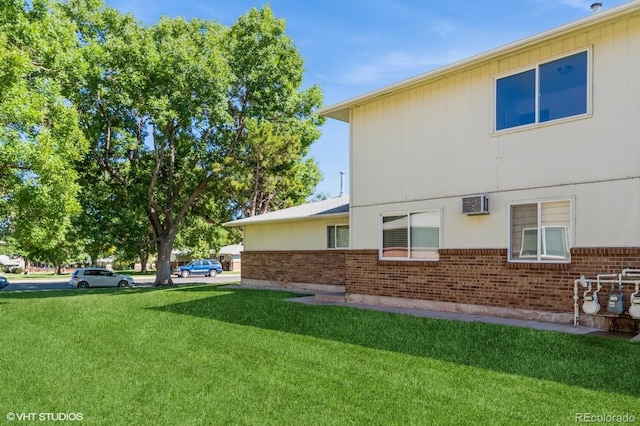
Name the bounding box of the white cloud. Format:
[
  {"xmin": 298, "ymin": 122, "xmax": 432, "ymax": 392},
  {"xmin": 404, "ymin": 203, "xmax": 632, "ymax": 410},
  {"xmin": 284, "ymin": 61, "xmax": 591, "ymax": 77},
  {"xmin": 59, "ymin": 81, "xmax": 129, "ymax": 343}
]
[{"xmin": 317, "ymin": 47, "xmax": 468, "ymax": 88}]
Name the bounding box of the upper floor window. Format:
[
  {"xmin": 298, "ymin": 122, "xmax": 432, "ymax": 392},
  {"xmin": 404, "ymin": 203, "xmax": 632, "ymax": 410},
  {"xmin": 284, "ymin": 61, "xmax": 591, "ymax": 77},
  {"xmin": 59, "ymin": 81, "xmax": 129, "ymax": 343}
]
[
  {"xmin": 509, "ymin": 200, "xmax": 571, "ymax": 263},
  {"xmin": 327, "ymin": 224, "xmax": 349, "ymax": 248},
  {"xmin": 380, "ymin": 210, "xmax": 440, "ymax": 260},
  {"xmin": 496, "ymin": 51, "xmax": 589, "ymax": 131}
]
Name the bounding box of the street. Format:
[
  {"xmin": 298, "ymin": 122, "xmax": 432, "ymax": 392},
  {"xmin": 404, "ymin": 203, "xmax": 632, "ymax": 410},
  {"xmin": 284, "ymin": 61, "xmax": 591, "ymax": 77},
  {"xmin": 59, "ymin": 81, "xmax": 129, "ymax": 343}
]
[{"xmin": 1, "ymin": 273, "xmax": 241, "ymax": 292}]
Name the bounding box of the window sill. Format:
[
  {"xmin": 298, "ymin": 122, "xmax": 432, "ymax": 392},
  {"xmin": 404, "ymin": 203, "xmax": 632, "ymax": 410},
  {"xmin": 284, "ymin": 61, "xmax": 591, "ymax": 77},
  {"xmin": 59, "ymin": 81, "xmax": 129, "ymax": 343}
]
[
  {"xmin": 506, "ymin": 261, "xmax": 571, "ymax": 270},
  {"xmin": 491, "ymin": 112, "xmax": 591, "ymax": 137},
  {"xmin": 378, "ymin": 259, "xmax": 439, "ymax": 267}
]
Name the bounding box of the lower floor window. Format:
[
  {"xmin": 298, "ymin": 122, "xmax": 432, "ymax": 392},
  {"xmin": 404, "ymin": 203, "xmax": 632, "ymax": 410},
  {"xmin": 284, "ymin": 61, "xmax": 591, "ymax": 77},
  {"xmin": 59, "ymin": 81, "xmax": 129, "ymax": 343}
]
[
  {"xmin": 509, "ymin": 200, "xmax": 571, "ymax": 262},
  {"xmin": 381, "ymin": 210, "xmax": 440, "ymax": 260},
  {"xmin": 327, "ymin": 225, "xmax": 349, "ymax": 248}
]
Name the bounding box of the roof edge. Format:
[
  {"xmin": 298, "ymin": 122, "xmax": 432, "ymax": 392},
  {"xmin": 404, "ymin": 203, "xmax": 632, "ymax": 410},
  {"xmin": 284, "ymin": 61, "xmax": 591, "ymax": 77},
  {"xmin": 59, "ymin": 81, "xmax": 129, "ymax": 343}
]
[
  {"xmin": 318, "ymin": 1, "xmax": 640, "ymax": 122},
  {"xmin": 223, "ymin": 211, "xmax": 349, "ymax": 227}
]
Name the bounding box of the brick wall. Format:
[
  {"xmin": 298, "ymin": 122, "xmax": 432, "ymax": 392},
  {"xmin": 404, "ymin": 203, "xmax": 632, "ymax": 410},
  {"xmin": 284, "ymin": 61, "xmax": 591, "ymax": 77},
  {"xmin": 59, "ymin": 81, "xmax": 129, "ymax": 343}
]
[
  {"xmin": 241, "ymin": 250, "xmax": 346, "ymax": 286},
  {"xmin": 346, "ymin": 248, "xmax": 640, "ymax": 332},
  {"xmin": 242, "ymin": 248, "xmax": 640, "ymax": 332}
]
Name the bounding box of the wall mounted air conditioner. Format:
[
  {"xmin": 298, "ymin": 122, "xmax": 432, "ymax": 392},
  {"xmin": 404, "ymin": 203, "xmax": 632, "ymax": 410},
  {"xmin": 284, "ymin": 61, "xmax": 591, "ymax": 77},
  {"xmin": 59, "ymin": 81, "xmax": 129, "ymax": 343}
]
[{"xmin": 461, "ymin": 195, "xmax": 489, "ymax": 215}]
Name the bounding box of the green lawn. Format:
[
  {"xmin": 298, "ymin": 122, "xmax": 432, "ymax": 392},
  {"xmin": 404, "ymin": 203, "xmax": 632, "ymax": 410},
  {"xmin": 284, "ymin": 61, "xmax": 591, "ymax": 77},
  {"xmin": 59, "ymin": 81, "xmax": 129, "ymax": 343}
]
[
  {"xmin": 1, "ymin": 271, "xmax": 70, "ymax": 280},
  {"xmin": 1, "ymin": 285, "xmax": 639, "ymax": 425},
  {"xmin": 1, "ymin": 269, "xmax": 239, "ymax": 281}
]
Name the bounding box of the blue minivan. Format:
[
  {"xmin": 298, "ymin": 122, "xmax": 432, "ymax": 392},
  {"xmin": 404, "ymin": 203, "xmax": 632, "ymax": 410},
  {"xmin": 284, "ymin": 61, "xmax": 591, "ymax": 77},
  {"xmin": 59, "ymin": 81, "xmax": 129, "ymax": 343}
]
[{"xmin": 176, "ymin": 259, "xmax": 223, "ymax": 278}]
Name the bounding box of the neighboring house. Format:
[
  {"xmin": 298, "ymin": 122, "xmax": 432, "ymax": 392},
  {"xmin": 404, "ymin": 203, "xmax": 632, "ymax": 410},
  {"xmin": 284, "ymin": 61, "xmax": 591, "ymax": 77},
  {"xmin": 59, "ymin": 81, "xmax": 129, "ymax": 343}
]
[
  {"xmin": 218, "ymin": 244, "xmax": 243, "ymax": 271},
  {"xmin": 229, "ymin": 2, "xmax": 640, "ymax": 332},
  {"xmin": 169, "ymin": 250, "xmax": 194, "ymax": 269},
  {"xmin": 0, "ymin": 255, "xmax": 25, "ymax": 272},
  {"xmin": 225, "ymin": 196, "xmax": 349, "ymax": 292}
]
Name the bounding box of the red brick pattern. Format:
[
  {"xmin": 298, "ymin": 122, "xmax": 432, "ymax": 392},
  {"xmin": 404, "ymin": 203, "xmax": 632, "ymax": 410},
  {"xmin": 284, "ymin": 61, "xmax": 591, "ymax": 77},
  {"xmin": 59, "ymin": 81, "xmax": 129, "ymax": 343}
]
[
  {"xmin": 241, "ymin": 248, "xmax": 640, "ymax": 332},
  {"xmin": 346, "ymin": 248, "xmax": 640, "ymax": 332},
  {"xmin": 241, "ymin": 250, "xmax": 346, "ymax": 286}
]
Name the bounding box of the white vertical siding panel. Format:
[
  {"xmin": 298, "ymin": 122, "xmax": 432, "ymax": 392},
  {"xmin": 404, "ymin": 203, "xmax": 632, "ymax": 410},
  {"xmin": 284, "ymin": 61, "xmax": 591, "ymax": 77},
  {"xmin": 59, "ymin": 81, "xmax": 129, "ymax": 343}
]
[
  {"xmin": 574, "ymin": 32, "xmax": 588, "ymax": 48},
  {"xmin": 434, "ymin": 79, "xmax": 449, "ymax": 195},
  {"xmin": 498, "ymin": 58, "xmax": 510, "ymax": 73},
  {"xmin": 611, "ymin": 19, "xmax": 631, "ymax": 156},
  {"xmin": 508, "ymin": 55, "xmax": 520, "ymax": 70},
  {"xmin": 517, "ymin": 51, "xmax": 530, "ymax": 68},
  {"xmin": 401, "ymin": 87, "xmax": 422, "ymax": 201},
  {"xmin": 444, "ymin": 74, "xmax": 459, "ymax": 195},
  {"xmin": 446, "ymin": 70, "xmax": 495, "ymax": 196},
  {"xmin": 538, "ymin": 43, "xmax": 552, "ymax": 61},
  {"xmin": 574, "ymin": 180, "xmax": 640, "ymax": 247},
  {"xmin": 587, "ymin": 26, "xmax": 601, "ymax": 45},
  {"xmin": 350, "ymin": 106, "xmax": 364, "ymax": 206},
  {"xmin": 349, "ymin": 14, "xmax": 640, "ymax": 250},
  {"xmin": 528, "ymin": 46, "xmax": 541, "ymax": 64},
  {"xmin": 561, "ymin": 36, "xmax": 575, "ymax": 52},
  {"xmin": 550, "ymin": 39, "xmax": 564, "ymax": 57}
]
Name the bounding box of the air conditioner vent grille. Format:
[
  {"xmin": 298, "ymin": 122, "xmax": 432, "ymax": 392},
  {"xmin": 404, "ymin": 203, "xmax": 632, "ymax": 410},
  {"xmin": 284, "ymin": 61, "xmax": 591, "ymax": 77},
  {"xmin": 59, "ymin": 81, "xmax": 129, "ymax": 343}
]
[{"xmin": 462, "ymin": 195, "xmax": 489, "ymax": 215}]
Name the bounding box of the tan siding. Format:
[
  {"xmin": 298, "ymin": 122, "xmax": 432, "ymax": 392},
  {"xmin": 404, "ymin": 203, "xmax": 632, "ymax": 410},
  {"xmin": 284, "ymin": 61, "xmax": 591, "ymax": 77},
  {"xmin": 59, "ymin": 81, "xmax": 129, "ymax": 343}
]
[
  {"xmin": 350, "ymin": 14, "xmax": 640, "ymax": 249},
  {"xmin": 243, "ymin": 215, "xmax": 348, "ymax": 251},
  {"xmin": 352, "ymin": 178, "xmax": 640, "ymax": 250}
]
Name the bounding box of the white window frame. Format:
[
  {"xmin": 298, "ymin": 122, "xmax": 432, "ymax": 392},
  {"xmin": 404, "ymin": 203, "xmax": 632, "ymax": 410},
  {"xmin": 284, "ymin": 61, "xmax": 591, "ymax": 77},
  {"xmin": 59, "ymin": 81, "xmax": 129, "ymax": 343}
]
[
  {"xmin": 327, "ymin": 224, "xmax": 349, "ymax": 249},
  {"xmin": 519, "ymin": 226, "xmax": 569, "ymax": 260},
  {"xmin": 494, "ymin": 48, "xmax": 592, "ymax": 134},
  {"xmin": 379, "ymin": 209, "xmax": 442, "ymax": 261},
  {"xmin": 508, "ymin": 198, "xmax": 573, "ymax": 263}
]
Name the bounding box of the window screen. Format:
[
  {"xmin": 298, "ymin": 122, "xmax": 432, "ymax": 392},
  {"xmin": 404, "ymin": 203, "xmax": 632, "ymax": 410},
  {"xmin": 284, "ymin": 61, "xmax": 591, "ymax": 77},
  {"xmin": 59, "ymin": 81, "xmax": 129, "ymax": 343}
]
[
  {"xmin": 496, "ymin": 51, "xmax": 588, "ymax": 131},
  {"xmin": 381, "ymin": 211, "xmax": 439, "ymax": 260},
  {"xmin": 496, "ymin": 69, "xmax": 535, "ymax": 131},
  {"xmin": 327, "ymin": 225, "xmax": 349, "ymax": 248},
  {"xmin": 510, "ymin": 200, "xmax": 571, "ymax": 262},
  {"xmin": 539, "ymin": 51, "xmax": 588, "ymax": 122}
]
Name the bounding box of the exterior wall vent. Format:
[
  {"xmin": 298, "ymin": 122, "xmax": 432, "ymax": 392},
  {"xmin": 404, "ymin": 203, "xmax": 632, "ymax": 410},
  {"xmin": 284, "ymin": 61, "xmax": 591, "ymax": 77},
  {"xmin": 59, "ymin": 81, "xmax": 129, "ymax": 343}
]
[{"xmin": 462, "ymin": 195, "xmax": 489, "ymax": 215}]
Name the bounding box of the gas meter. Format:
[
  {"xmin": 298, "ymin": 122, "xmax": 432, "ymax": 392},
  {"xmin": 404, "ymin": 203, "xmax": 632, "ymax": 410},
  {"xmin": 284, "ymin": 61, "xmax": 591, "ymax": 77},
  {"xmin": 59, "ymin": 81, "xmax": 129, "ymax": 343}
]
[
  {"xmin": 629, "ymin": 295, "xmax": 640, "ymax": 320},
  {"xmin": 582, "ymin": 293, "xmax": 600, "ymax": 315},
  {"xmin": 607, "ymin": 283, "xmax": 625, "ymax": 314}
]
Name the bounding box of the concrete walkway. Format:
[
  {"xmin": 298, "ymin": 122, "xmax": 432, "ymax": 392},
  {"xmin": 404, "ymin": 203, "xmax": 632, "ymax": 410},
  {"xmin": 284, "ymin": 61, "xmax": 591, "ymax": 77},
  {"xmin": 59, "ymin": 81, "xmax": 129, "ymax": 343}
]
[
  {"xmin": 290, "ymin": 295, "xmax": 610, "ymax": 335},
  {"xmin": 224, "ymin": 284, "xmax": 639, "ymax": 340}
]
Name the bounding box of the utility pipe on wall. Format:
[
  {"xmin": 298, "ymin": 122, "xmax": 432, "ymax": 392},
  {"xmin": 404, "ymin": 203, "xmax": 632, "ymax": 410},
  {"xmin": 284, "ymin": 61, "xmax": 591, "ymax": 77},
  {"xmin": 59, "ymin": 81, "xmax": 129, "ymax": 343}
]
[
  {"xmin": 574, "ymin": 269, "xmax": 640, "ymax": 326},
  {"xmin": 574, "ymin": 276, "xmax": 588, "ymax": 327},
  {"xmin": 630, "ymin": 282, "xmax": 640, "ymax": 320}
]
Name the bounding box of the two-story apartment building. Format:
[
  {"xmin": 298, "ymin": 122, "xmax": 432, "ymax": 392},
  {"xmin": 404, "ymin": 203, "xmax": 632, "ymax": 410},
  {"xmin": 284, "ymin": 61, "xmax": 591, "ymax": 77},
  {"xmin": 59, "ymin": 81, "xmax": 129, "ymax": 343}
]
[{"xmin": 230, "ymin": 1, "xmax": 640, "ymax": 331}]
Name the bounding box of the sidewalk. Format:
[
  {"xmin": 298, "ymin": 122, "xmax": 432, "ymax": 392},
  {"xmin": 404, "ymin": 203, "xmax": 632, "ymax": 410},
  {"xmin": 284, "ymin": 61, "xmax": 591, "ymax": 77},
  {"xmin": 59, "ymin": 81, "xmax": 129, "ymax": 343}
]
[{"xmin": 224, "ymin": 284, "xmax": 639, "ymax": 340}]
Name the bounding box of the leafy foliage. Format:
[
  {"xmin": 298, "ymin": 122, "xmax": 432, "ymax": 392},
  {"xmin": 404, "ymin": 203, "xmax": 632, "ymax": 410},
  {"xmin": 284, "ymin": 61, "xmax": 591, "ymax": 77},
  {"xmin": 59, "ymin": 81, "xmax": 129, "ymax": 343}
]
[
  {"xmin": 0, "ymin": 1, "xmax": 324, "ymax": 275},
  {"xmin": 0, "ymin": 0, "xmax": 88, "ymax": 265},
  {"xmin": 61, "ymin": 3, "xmax": 324, "ymax": 284}
]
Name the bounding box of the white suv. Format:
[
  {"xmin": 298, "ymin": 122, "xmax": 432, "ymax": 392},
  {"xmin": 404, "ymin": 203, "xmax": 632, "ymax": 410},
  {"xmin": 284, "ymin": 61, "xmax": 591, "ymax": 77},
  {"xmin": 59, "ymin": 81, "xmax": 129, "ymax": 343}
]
[{"xmin": 69, "ymin": 268, "xmax": 134, "ymax": 288}]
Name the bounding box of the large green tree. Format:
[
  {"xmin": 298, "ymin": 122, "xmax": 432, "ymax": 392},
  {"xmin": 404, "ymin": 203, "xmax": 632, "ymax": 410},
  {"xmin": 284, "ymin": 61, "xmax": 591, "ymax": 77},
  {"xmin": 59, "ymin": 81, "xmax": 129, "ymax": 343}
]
[
  {"xmin": 62, "ymin": 3, "xmax": 324, "ymax": 285},
  {"xmin": 226, "ymin": 119, "xmax": 323, "ymax": 218},
  {"xmin": 73, "ymin": 164, "xmax": 155, "ymax": 271},
  {"xmin": 0, "ymin": 0, "xmax": 87, "ymax": 265}
]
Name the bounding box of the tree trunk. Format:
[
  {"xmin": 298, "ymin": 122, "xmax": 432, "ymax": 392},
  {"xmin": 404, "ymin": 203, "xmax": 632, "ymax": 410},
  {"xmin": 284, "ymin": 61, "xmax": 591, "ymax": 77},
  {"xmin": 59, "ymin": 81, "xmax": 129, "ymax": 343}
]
[
  {"xmin": 155, "ymin": 237, "xmax": 174, "ymax": 286},
  {"xmin": 139, "ymin": 248, "xmax": 149, "ymax": 273}
]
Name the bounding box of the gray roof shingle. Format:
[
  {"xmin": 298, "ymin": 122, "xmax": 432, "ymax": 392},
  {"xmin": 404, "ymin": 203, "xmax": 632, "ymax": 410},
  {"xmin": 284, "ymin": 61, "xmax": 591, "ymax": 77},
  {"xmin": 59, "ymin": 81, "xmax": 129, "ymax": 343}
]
[{"xmin": 224, "ymin": 196, "xmax": 349, "ymax": 227}]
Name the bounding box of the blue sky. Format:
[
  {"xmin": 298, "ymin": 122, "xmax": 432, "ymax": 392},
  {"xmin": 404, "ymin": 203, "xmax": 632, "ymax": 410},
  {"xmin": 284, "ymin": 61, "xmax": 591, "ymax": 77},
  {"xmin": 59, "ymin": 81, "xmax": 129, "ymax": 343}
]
[{"xmin": 102, "ymin": 0, "xmax": 629, "ymax": 198}]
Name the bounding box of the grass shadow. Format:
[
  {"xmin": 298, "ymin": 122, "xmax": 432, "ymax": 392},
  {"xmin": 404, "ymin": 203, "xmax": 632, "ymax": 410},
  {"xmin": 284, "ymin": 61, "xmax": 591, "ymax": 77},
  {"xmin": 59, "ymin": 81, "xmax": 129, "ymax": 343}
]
[
  {"xmin": 151, "ymin": 286, "xmax": 640, "ymax": 398},
  {"xmin": 0, "ymin": 286, "xmax": 158, "ymax": 300},
  {"xmin": 0, "ymin": 283, "xmax": 231, "ymax": 300}
]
